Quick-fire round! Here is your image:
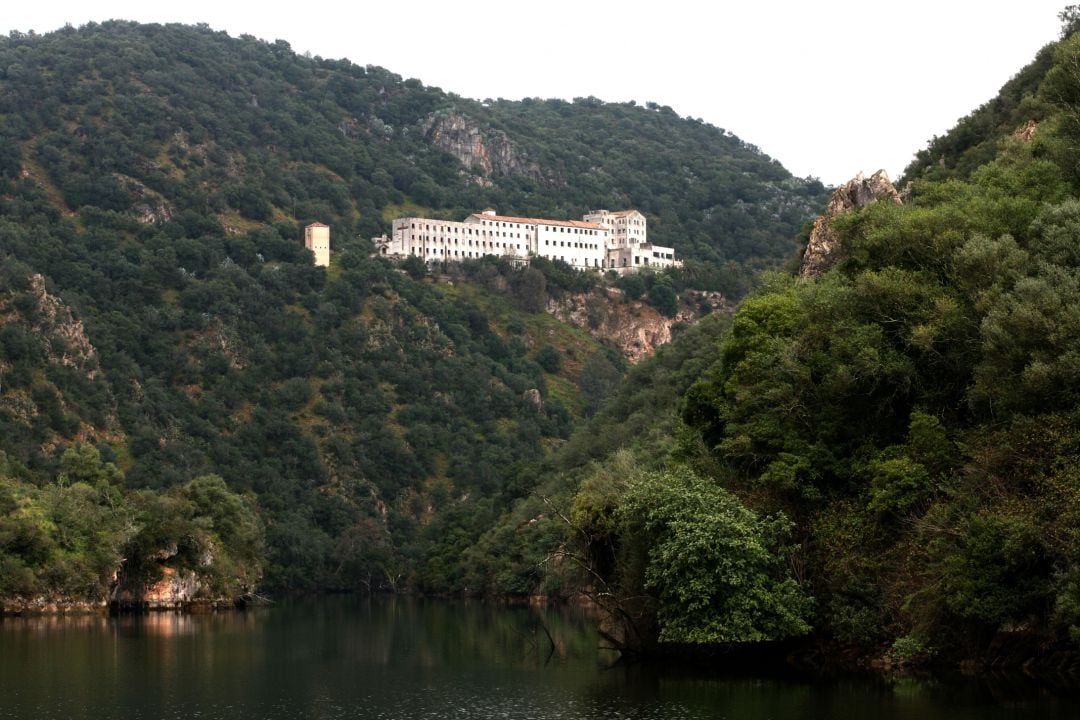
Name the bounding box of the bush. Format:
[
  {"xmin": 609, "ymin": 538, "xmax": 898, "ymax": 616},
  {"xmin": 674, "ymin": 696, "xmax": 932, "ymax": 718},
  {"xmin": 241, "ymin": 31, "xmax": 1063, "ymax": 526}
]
[{"xmin": 536, "ymin": 345, "xmax": 562, "ymax": 373}]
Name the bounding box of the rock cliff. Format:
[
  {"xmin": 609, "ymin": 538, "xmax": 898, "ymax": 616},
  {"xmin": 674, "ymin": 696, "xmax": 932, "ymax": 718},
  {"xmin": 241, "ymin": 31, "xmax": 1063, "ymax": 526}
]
[
  {"xmin": 548, "ymin": 289, "xmax": 728, "ymax": 363},
  {"xmin": 25, "ymin": 274, "xmax": 101, "ymax": 379},
  {"xmin": 425, "ymin": 111, "xmax": 548, "ymax": 183},
  {"xmin": 800, "ymin": 170, "xmax": 902, "ymax": 278}
]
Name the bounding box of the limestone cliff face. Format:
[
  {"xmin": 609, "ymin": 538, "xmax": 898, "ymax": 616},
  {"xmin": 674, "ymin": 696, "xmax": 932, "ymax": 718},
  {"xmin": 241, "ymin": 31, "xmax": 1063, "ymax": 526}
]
[
  {"xmin": 110, "ymin": 545, "xmax": 254, "ymax": 610},
  {"xmin": 548, "ymin": 289, "xmax": 728, "ymax": 363},
  {"xmin": 425, "ymin": 111, "xmax": 547, "ymax": 183},
  {"xmin": 800, "ymin": 170, "xmax": 901, "ymax": 279},
  {"xmin": 25, "ymin": 274, "xmax": 100, "ymax": 379},
  {"xmin": 0, "ymin": 274, "xmax": 121, "ymax": 455},
  {"xmin": 112, "ymin": 566, "xmax": 206, "ymax": 610}
]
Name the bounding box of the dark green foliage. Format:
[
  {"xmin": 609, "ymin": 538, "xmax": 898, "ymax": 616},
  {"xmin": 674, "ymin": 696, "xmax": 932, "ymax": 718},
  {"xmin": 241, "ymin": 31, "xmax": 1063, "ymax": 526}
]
[
  {"xmin": 461, "ymin": 25, "xmax": 1080, "ymax": 660},
  {"xmin": 577, "ymin": 351, "xmax": 623, "ymax": 417},
  {"xmin": 614, "ymin": 273, "xmax": 646, "ymax": 300},
  {"xmin": 402, "ymin": 255, "xmax": 427, "ymax": 280},
  {"xmin": 510, "ymin": 267, "xmax": 548, "ymax": 313},
  {"xmin": 0, "ymin": 21, "xmax": 825, "ymax": 290},
  {"xmin": 535, "ymin": 345, "xmax": 562, "ymax": 373},
  {"xmin": 646, "ymin": 278, "xmax": 678, "ymax": 318},
  {"xmin": 118, "ymin": 474, "xmax": 264, "ymax": 599},
  {"xmin": 619, "ymin": 464, "xmax": 811, "ymax": 643},
  {"xmin": 674, "ymin": 34, "xmax": 1080, "ymax": 658},
  {"xmin": 0, "ymin": 446, "xmax": 262, "ymax": 604}
]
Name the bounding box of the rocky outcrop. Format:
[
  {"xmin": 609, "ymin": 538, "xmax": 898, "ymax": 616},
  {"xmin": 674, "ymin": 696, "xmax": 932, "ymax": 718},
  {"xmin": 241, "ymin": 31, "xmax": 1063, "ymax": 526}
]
[
  {"xmin": 425, "ymin": 111, "xmax": 547, "ymax": 183},
  {"xmin": 1, "ymin": 597, "xmax": 108, "ymax": 615},
  {"xmin": 800, "ymin": 170, "xmax": 901, "ymax": 279},
  {"xmin": 26, "ymin": 274, "xmax": 100, "ymax": 379},
  {"xmin": 112, "ymin": 566, "xmax": 206, "ymax": 610},
  {"xmin": 522, "ymin": 388, "xmax": 544, "ymax": 413},
  {"xmin": 110, "ymin": 545, "xmax": 253, "ymax": 611},
  {"xmin": 548, "ymin": 289, "xmax": 727, "ymax": 363},
  {"xmin": 1014, "ymin": 119, "xmax": 1038, "ymax": 142}
]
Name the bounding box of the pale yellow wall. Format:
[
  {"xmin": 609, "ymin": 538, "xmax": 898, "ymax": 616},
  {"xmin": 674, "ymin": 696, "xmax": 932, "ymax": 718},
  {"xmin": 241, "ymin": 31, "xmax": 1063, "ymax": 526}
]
[{"xmin": 305, "ymin": 224, "xmax": 330, "ymax": 267}]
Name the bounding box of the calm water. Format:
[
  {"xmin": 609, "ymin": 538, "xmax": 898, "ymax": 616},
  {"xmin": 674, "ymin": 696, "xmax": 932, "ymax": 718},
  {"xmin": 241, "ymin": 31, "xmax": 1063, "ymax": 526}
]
[{"xmin": 1, "ymin": 597, "xmax": 1077, "ymax": 719}]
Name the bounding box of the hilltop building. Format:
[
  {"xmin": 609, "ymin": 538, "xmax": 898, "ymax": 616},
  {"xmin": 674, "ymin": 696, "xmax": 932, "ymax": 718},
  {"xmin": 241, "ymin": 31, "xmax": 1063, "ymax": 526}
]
[
  {"xmin": 305, "ymin": 222, "xmax": 330, "ymax": 267},
  {"xmin": 372, "ymin": 208, "xmax": 677, "ymax": 274}
]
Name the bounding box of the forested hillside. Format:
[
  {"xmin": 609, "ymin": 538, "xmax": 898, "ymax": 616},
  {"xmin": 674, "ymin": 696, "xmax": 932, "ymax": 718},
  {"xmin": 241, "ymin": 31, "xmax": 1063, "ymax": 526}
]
[
  {"xmin": 0, "ymin": 21, "xmax": 832, "ymax": 606},
  {"xmin": 472, "ymin": 18, "xmax": 1080, "ymax": 670},
  {"xmin": 0, "ymin": 21, "xmax": 826, "ymax": 292}
]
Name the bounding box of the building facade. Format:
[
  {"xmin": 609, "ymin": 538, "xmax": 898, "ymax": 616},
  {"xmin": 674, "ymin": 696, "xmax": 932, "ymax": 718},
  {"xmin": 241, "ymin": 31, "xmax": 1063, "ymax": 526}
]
[
  {"xmin": 374, "ymin": 208, "xmax": 677, "ymax": 274},
  {"xmin": 304, "ymin": 222, "xmax": 330, "ymax": 267}
]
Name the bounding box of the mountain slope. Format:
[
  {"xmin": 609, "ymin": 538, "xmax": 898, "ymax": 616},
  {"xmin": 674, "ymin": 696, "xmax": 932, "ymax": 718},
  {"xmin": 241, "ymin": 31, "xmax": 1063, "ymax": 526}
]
[
  {"xmin": 488, "ymin": 21, "xmax": 1080, "ymax": 668},
  {"xmin": 0, "ymin": 21, "xmax": 827, "ymax": 282}
]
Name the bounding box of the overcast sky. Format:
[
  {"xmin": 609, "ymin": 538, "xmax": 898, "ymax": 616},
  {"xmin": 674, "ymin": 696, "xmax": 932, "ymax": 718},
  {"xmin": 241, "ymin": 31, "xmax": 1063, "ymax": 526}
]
[{"xmin": 4, "ymin": 1, "xmax": 1069, "ymax": 185}]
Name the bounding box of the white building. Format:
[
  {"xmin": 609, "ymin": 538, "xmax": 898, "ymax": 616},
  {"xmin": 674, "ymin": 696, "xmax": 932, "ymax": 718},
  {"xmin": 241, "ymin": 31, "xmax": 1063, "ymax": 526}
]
[
  {"xmin": 375, "ymin": 208, "xmax": 678, "ymax": 274},
  {"xmin": 304, "ymin": 222, "xmax": 330, "ymax": 267},
  {"xmin": 583, "ymin": 209, "xmax": 678, "ymax": 273}
]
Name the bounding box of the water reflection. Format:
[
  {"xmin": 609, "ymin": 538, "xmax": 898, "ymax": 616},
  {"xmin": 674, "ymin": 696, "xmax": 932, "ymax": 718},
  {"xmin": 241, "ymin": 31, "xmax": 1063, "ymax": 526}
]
[{"xmin": 0, "ymin": 597, "xmax": 1076, "ymax": 720}]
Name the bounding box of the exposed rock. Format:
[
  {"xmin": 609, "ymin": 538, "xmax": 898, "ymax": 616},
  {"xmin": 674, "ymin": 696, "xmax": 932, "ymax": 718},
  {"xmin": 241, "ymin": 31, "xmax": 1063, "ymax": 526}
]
[
  {"xmin": 116, "ymin": 174, "xmax": 174, "ymax": 224},
  {"xmin": 338, "ymin": 116, "xmax": 361, "ymax": 138},
  {"xmin": 523, "ymin": 388, "xmax": 544, "ymax": 413},
  {"xmin": 425, "ymin": 111, "xmax": 547, "ymax": 183},
  {"xmin": 548, "ymin": 290, "xmax": 713, "ymax": 364},
  {"xmin": 26, "ymin": 274, "xmax": 100, "ymax": 379},
  {"xmin": 1013, "ymin": 119, "xmax": 1038, "ymax": 142},
  {"xmin": 1, "ymin": 596, "xmax": 108, "ymax": 615},
  {"xmin": 110, "ymin": 544, "xmax": 252, "ymax": 611},
  {"xmin": 800, "ymin": 170, "xmax": 901, "ymax": 279},
  {"xmin": 112, "ymin": 566, "xmax": 204, "ymax": 610}
]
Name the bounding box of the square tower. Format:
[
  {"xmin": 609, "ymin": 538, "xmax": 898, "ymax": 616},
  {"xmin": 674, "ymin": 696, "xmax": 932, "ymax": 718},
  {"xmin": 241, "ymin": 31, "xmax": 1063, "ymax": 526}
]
[{"xmin": 305, "ymin": 222, "xmax": 330, "ymax": 267}]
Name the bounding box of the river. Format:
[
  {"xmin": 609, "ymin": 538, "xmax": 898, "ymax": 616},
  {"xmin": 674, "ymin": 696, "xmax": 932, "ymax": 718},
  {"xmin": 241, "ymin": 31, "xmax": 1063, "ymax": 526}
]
[{"xmin": 1, "ymin": 597, "xmax": 1076, "ymax": 719}]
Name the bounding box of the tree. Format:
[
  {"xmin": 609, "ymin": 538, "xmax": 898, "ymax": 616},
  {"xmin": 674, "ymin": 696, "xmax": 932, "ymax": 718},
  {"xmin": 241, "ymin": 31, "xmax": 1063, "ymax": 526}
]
[
  {"xmin": 512, "ymin": 266, "xmax": 548, "ymax": 313},
  {"xmin": 578, "ymin": 352, "xmax": 623, "ymax": 416},
  {"xmin": 536, "ymin": 345, "xmax": 562, "ymax": 373},
  {"xmin": 620, "ymin": 466, "xmax": 812, "ymax": 643},
  {"xmin": 402, "ymin": 254, "xmax": 426, "ymax": 280},
  {"xmin": 647, "ymin": 278, "xmax": 678, "ymax": 318}
]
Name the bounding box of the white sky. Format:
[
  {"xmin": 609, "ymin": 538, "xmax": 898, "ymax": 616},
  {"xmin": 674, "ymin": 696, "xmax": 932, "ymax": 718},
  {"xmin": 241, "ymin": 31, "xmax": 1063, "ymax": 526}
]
[{"xmin": 4, "ymin": 1, "xmax": 1068, "ymax": 185}]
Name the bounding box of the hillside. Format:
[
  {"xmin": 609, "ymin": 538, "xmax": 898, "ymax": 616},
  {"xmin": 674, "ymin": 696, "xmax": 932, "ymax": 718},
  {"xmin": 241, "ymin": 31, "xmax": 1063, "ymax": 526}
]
[
  {"xmin": 469, "ymin": 19, "xmax": 1080, "ymax": 670},
  {"xmin": 2, "ymin": 20, "xmax": 821, "ymax": 606},
  {"xmin": 0, "ymin": 21, "xmax": 827, "ymax": 293}
]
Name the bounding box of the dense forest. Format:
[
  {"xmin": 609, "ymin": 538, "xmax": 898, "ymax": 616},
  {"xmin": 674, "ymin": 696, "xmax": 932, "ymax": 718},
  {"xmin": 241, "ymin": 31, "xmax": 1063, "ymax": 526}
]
[
  {"xmin": 0, "ymin": 21, "xmax": 824, "ymax": 607},
  {"xmin": 470, "ymin": 15, "xmax": 1080, "ymax": 669},
  {"xmin": 0, "ymin": 21, "xmax": 827, "ymax": 295},
  {"xmin": 8, "ymin": 13, "xmax": 1080, "ymax": 673}
]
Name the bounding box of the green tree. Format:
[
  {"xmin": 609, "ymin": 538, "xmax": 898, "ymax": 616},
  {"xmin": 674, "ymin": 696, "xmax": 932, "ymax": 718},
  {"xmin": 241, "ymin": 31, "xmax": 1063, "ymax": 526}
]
[
  {"xmin": 620, "ymin": 465, "xmax": 812, "ymax": 643},
  {"xmin": 536, "ymin": 345, "xmax": 562, "ymax": 373},
  {"xmin": 402, "ymin": 255, "xmax": 427, "ymax": 280},
  {"xmin": 512, "ymin": 266, "xmax": 548, "ymax": 313}
]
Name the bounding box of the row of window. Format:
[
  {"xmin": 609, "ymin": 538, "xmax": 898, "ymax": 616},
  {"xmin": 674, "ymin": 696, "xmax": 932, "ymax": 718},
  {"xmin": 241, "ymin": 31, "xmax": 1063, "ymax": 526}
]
[
  {"xmin": 411, "ymin": 242, "xmax": 522, "ymax": 251},
  {"xmin": 542, "ymin": 226, "xmax": 597, "ymax": 235},
  {"xmin": 408, "ymin": 224, "xmax": 525, "ymax": 239},
  {"xmin": 406, "ymin": 222, "xmax": 606, "ymax": 238},
  {"xmin": 414, "ymin": 234, "xmax": 522, "ymax": 244},
  {"xmin": 411, "ymin": 247, "xmax": 522, "ymax": 257},
  {"xmin": 543, "ymin": 240, "xmax": 599, "ymax": 250},
  {"xmin": 477, "ymin": 220, "xmax": 532, "ymax": 230}
]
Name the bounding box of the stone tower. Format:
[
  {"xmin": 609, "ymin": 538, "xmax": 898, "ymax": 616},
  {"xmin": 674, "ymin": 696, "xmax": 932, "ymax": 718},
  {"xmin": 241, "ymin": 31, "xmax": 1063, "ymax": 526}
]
[{"xmin": 304, "ymin": 222, "xmax": 330, "ymax": 267}]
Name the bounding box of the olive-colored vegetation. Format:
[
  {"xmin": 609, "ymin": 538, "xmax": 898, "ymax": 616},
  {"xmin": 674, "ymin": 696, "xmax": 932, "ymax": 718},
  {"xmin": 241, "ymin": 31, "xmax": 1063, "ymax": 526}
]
[
  {"xmin": 472, "ymin": 19, "xmax": 1080, "ymax": 664},
  {"xmin": 0, "ymin": 20, "xmax": 828, "ymax": 605},
  {"xmin": 17, "ymin": 14, "xmax": 1080, "ymax": 669},
  {"xmin": 0, "ymin": 21, "xmax": 826, "ymax": 294}
]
